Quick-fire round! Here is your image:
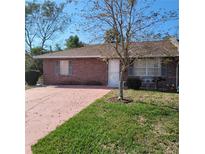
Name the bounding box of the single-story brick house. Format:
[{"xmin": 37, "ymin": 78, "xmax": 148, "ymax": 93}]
[{"xmin": 34, "ymin": 38, "xmax": 179, "ymax": 91}]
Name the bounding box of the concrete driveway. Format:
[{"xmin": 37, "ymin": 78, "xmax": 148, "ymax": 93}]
[{"xmin": 26, "ymin": 85, "xmax": 110, "ymax": 154}]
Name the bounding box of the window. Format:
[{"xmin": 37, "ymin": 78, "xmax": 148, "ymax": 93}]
[
  {"xmin": 128, "ymin": 58, "xmax": 161, "ymax": 76},
  {"xmin": 133, "ymin": 59, "xmax": 146, "ymax": 76},
  {"xmin": 59, "ymin": 60, "xmax": 71, "ymax": 75}
]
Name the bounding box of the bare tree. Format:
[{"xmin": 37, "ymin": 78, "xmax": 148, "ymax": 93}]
[
  {"xmin": 25, "ymin": 0, "xmax": 70, "ymax": 52},
  {"xmin": 83, "ymin": 0, "xmax": 178, "ymax": 100},
  {"xmin": 104, "ymin": 28, "xmax": 120, "ymax": 43},
  {"xmin": 25, "ymin": 1, "xmax": 40, "ymax": 52}
]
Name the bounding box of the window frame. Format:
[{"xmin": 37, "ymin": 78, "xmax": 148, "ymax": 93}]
[
  {"xmin": 128, "ymin": 58, "xmax": 161, "ymax": 77},
  {"xmin": 59, "ymin": 60, "xmax": 71, "ymax": 76}
]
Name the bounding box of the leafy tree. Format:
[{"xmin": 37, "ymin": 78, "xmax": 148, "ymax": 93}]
[
  {"xmin": 65, "ymin": 35, "xmax": 84, "ymax": 49},
  {"xmin": 25, "ymin": 0, "xmax": 70, "ymax": 52},
  {"xmin": 25, "ymin": 47, "xmax": 44, "ymax": 73},
  {"xmin": 25, "ymin": 53, "xmax": 37, "ymax": 71},
  {"xmin": 30, "ymin": 47, "xmax": 44, "ymax": 56},
  {"xmin": 84, "ymin": 0, "xmax": 178, "ymax": 100},
  {"xmin": 55, "ymin": 43, "xmax": 63, "ymax": 51}
]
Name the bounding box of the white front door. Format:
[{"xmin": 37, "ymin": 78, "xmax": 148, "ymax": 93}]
[{"xmin": 108, "ymin": 59, "xmax": 120, "ymax": 87}]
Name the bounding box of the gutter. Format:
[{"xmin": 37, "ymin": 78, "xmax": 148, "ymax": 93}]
[
  {"xmin": 34, "ymin": 55, "xmax": 179, "ymax": 59},
  {"xmin": 33, "ymin": 55, "xmax": 102, "ymax": 59}
]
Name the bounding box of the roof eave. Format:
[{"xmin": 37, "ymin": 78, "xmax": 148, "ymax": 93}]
[
  {"xmin": 34, "ymin": 55, "xmax": 178, "ymax": 59},
  {"xmin": 33, "ymin": 55, "xmax": 102, "ymax": 59}
]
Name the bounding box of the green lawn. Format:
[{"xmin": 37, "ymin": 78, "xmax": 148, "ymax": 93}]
[{"xmin": 32, "ymin": 90, "xmax": 179, "ymax": 154}]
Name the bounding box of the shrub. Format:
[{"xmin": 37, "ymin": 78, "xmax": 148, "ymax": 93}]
[
  {"xmin": 127, "ymin": 78, "xmax": 142, "ymax": 89},
  {"xmin": 25, "ymin": 70, "xmax": 40, "ymax": 85}
]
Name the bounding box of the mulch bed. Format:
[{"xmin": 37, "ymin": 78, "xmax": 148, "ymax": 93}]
[{"xmin": 107, "ymin": 97, "xmax": 133, "ymax": 104}]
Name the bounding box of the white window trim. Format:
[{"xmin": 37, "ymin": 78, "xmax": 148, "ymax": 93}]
[{"xmin": 129, "ymin": 58, "xmax": 161, "ymax": 77}]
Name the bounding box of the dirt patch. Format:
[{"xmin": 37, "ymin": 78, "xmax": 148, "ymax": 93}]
[
  {"xmin": 107, "ymin": 96, "xmax": 133, "ymax": 104},
  {"xmin": 138, "ymin": 116, "xmax": 147, "ymax": 125}
]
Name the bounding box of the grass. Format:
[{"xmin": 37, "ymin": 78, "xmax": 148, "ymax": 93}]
[{"xmin": 32, "ymin": 89, "xmax": 179, "ymax": 154}]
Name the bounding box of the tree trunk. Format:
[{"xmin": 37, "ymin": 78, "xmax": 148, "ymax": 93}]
[
  {"xmin": 118, "ymin": 69, "xmax": 124, "ymax": 100},
  {"xmin": 41, "ymin": 38, "xmax": 46, "ymax": 50}
]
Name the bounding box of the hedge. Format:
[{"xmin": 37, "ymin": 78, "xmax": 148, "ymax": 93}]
[
  {"xmin": 126, "ymin": 78, "xmax": 142, "ymax": 89},
  {"xmin": 25, "ymin": 70, "xmax": 40, "ymax": 85}
]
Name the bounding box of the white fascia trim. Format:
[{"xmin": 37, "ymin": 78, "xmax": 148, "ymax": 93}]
[{"xmin": 33, "ymin": 55, "xmax": 102, "ymax": 59}]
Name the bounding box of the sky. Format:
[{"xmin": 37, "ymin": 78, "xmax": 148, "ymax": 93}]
[{"xmin": 27, "ymin": 0, "xmax": 179, "ymax": 50}]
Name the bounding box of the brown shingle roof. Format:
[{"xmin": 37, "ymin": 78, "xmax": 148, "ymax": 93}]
[{"xmin": 34, "ymin": 38, "xmax": 178, "ymax": 59}]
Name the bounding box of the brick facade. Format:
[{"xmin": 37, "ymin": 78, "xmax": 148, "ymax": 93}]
[
  {"xmin": 126, "ymin": 57, "xmax": 179, "ymax": 91},
  {"xmin": 157, "ymin": 57, "xmax": 179, "ymax": 91},
  {"xmin": 43, "ymin": 58, "xmax": 108, "ymax": 85},
  {"xmin": 42, "ymin": 57, "xmax": 178, "ymax": 91}
]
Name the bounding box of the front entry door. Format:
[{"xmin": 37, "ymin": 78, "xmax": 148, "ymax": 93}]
[{"xmin": 108, "ymin": 59, "xmax": 120, "ymax": 87}]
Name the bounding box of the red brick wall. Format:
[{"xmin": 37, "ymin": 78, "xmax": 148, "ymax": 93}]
[
  {"xmin": 126, "ymin": 57, "xmax": 178, "ymax": 91},
  {"xmin": 43, "ymin": 58, "xmax": 108, "ymax": 85}
]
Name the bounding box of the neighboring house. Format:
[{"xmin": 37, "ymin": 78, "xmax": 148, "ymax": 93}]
[{"xmin": 34, "ymin": 38, "xmax": 179, "ymax": 91}]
